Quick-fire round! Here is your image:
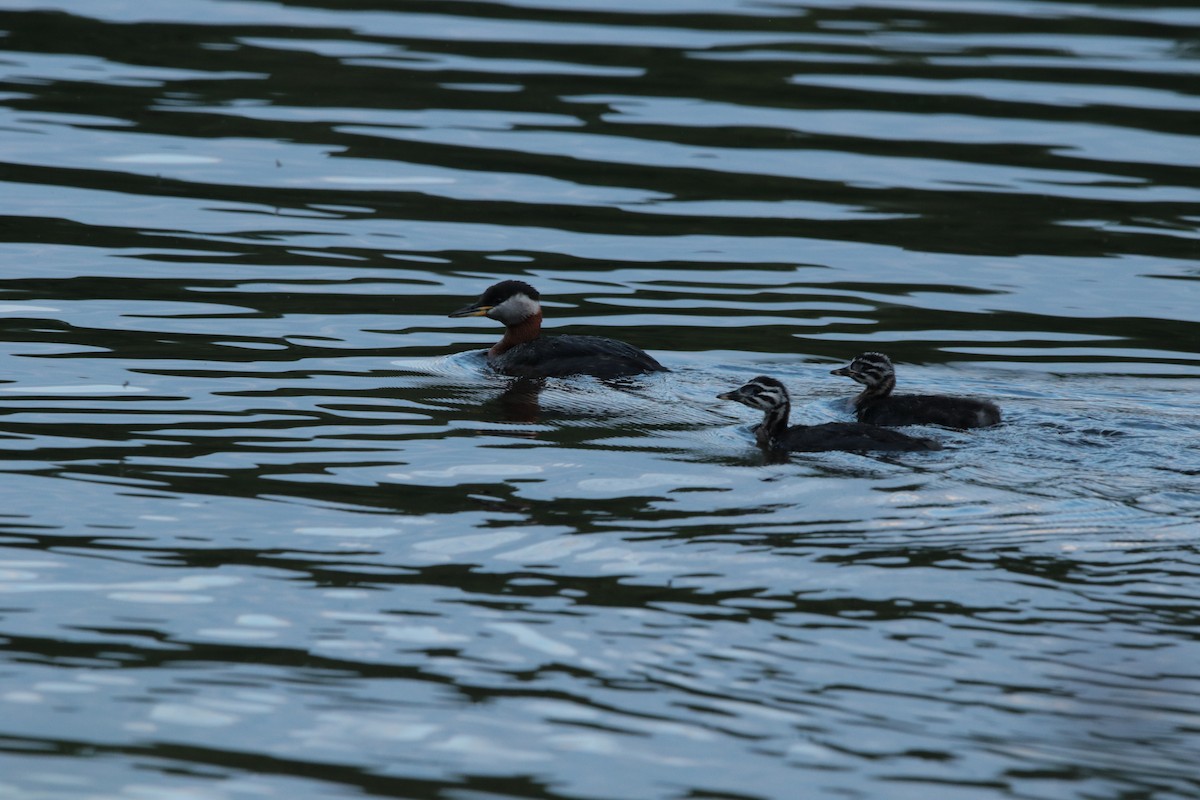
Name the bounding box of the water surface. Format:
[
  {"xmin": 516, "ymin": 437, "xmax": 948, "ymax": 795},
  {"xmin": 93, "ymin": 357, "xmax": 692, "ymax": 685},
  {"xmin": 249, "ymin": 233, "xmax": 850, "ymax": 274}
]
[{"xmin": 1, "ymin": 1, "xmax": 1199, "ymax": 798}]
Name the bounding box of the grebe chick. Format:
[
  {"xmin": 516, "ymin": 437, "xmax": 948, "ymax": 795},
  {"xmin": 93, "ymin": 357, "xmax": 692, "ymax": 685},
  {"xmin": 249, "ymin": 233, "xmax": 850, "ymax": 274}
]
[
  {"xmin": 449, "ymin": 280, "xmax": 667, "ymax": 379},
  {"xmin": 831, "ymin": 352, "xmax": 1001, "ymax": 429},
  {"xmin": 719, "ymin": 376, "xmax": 940, "ymax": 453}
]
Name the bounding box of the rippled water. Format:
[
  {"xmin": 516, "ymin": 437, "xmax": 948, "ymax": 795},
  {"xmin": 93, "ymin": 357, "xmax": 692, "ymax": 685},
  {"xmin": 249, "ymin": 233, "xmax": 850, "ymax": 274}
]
[{"xmin": 2, "ymin": 1, "xmax": 1199, "ymax": 798}]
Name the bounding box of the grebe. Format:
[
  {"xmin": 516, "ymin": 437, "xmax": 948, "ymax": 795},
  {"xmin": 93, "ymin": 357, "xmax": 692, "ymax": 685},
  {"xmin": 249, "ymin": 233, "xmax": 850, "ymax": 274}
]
[
  {"xmin": 719, "ymin": 376, "xmax": 941, "ymax": 453},
  {"xmin": 449, "ymin": 280, "xmax": 667, "ymax": 379},
  {"xmin": 831, "ymin": 352, "xmax": 1001, "ymax": 428}
]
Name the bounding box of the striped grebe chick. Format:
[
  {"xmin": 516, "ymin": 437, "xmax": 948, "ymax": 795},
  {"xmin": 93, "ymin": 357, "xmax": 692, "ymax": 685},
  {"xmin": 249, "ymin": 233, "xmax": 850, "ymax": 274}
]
[
  {"xmin": 719, "ymin": 376, "xmax": 941, "ymax": 453},
  {"xmin": 831, "ymin": 352, "xmax": 1001, "ymax": 429},
  {"xmin": 449, "ymin": 280, "xmax": 667, "ymax": 379}
]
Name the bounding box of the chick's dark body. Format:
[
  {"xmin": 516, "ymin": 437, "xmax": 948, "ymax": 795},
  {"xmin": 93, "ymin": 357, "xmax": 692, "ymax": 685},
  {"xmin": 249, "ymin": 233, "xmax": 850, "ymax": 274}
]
[
  {"xmin": 768, "ymin": 420, "xmax": 942, "ymax": 452},
  {"xmin": 856, "ymin": 394, "xmax": 1001, "ymax": 429}
]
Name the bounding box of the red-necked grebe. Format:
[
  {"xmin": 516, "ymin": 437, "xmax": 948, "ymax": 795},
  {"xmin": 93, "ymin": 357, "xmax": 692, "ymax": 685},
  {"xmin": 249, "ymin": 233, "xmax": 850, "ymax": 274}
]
[{"xmin": 449, "ymin": 280, "xmax": 667, "ymax": 379}]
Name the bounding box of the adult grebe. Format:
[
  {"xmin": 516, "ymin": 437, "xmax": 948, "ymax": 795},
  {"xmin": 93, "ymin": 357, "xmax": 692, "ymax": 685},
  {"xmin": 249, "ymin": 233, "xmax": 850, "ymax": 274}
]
[
  {"xmin": 719, "ymin": 376, "xmax": 941, "ymax": 453},
  {"xmin": 449, "ymin": 280, "xmax": 667, "ymax": 379},
  {"xmin": 831, "ymin": 352, "xmax": 1001, "ymax": 429}
]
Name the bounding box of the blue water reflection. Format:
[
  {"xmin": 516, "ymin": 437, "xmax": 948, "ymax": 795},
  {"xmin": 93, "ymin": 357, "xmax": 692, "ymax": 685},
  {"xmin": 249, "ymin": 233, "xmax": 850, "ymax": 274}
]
[{"xmin": 1, "ymin": 0, "xmax": 1199, "ymax": 798}]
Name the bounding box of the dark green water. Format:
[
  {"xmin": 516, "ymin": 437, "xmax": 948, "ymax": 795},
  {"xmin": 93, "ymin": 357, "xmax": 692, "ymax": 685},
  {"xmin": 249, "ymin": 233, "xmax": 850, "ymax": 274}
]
[{"xmin": 1, "ymin": 1, "xmax": 1199, "ymax": 798}]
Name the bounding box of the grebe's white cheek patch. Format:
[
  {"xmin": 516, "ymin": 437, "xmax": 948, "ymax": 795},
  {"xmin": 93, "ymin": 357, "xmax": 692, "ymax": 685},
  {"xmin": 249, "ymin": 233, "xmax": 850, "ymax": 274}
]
[{"xmin": 488, "ymin": 292, "xmax": 539, "ymax": 325}]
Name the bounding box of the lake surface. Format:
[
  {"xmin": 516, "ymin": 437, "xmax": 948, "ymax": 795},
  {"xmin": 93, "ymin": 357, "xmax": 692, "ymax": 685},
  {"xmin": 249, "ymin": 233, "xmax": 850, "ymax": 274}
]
[{"xmin": 1, "ymin": 1, "xmax": 1199, "ymax": 798}]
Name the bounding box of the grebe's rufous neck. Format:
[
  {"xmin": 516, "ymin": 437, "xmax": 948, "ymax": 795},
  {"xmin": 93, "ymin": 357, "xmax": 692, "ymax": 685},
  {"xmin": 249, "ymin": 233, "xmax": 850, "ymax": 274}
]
[
  {"xmin": 450, "ymin": 280, "xmax": 667, "ymax": 379},
  {"xmin": 719, "ymin": 375, "xmax": 941, "ymax": 453},
  {"xmin": 831, "ymin": 352, "xmax": 1001, "ymax": 429}
]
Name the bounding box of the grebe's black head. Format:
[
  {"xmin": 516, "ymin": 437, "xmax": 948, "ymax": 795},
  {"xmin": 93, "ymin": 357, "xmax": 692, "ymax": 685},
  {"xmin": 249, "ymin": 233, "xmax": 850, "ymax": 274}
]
[
  {"xmin": 831, "ymin": 351, "xmax": 894, "ymax": 387},
  {"xmin": 718, "ymin": 375, "xmax": 790, "ymax": 411},
  {"xmin": 449, "ymin": 280, "xmax": 542, "ymax": 326}
]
